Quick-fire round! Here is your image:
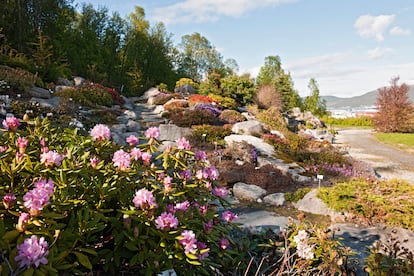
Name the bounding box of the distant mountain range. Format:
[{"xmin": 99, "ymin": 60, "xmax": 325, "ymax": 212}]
[{"xmin": 322, "ymin": 84, "xmax": 414, "ymax": 109}]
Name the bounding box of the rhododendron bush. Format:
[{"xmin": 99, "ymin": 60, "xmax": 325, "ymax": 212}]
[{"xmin": 0, "ymin": 117, "xmax": 241, "ymax": 275}]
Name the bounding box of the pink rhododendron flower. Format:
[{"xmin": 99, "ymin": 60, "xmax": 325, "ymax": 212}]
[
  {"xmin": 3, "ymin": 193, "xmax": 16, "ymax": 209},
  {"xmin": 179, "ymin": 230, "xmax": 198, "ymax": 254},
  {"xmin": 133, "ymin": 188, "xmax": 158, "ymax": 209},
  {"xmin": 213, "ymin": 187, "xmax": 228, "ymax": 198},
  {"xmin": 219, "ymin": 237, "xmax": 230, "ymax": 250},
  {"xmin": 15, "ymin": 235, "xmax": 49, "ymax": 268},
  {"xmin": 40, "ymin": 150, "xmax": 63, "ymax": 166},
  {"xmin": 175, "ymin": 200, "xmax": 190, "ymax": 212},
  {"xmin": 155, "ymin": 212, "xmax": 179, "ymax": 230},
  {"xmin": 16, "ymin": 137, "xmax": 29, "ymax": 152},
  {"xmin": 112, "ymin": 149, "xmax": 131, "ymax": 170},
  {"xmin": 145, "ymin": 127, "xmax": 160, "ymax": 139},
  {"xmin": 205, "ymin": 166, "xmax": 219, "ymax": 180},
  {"xmin": 130, "ymin": 148, "xmax": 142, "ymax": 161},
  {"xmin": 90, "ymin": 124, "xmax": 111, "ymax": 141},
  {"xmin": 23, "ymin": 188, "xmax": 50, "ymax": 214},
  {"xmin": 0, "ymin": 145, "xmax": 7, "ymax": 152},
  {"xmin": 17, "ymin": 212, "xmax": 29, "ymax": 232},
  {"xmin": 175, "ymin": 137, "xmax": 191, "ymax": 150},
  {"xmin": 163, "ymin": 176, "xmax": 172, "ymax": 192},
  {"xmin": 34, "ymin": 179, "xmax": 55, "ymax": 196},
  {"xmin": 222, "ymin": 210, "xmax": 238, "ymax": 223},
  {"xmin": 141, "ymin": 152, "xmax": 151, "ymax": 163},
  {"xmin": 2, "ymin": 116, "xmax": 20, "ymax": 131},
  {"xmin": 126, "ymin": 135, "xmax": 139, "ymax": 146}
]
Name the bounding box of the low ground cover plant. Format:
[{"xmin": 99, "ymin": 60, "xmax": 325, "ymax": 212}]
[{"xmin": 317, "ymin": 178, "xmax": 414, "ymax": 230}]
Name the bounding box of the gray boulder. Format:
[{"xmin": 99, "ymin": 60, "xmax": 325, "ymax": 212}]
[
  {"xmin": 158, "ymin": 124, "xmax": 192, "ymax": 142},
  {"xmin": 57, "ymin": 77, "xmax": 73, "ymax": 86},
  {"xmin": 30, "ymin": 97, "xmax": 61, "ymax": 109},
  {"xmin": 232, "ymin": 120, "xmax": 262, "ymax": 135},
  {"xmin": 73, "ymin": 76, "xmax": 85, "ymax": 86},
  {"xmin": 232, "ymin": 182, "xmax": 267, "ymax": 202},
  {"xmin": 55, "ymin": 85, "xmax": 72, "ymax": 93},
  {"xmin": 174, "ymin": 84, "xmax": 195, "ymax": 95},
  {"xmin": 263, "ymin": 193, "xmax": 285, "ymax": 206},
  {"xmin": 126, "ymin": 120, "xmax": 141, "ymax": 132},
  {"xmin": 29, "ymin": 87, "xmax": 52, "ymax": 99},
  {"xmin": 224, "ymin": 134, "xmax": 275, "ymax": 157}
]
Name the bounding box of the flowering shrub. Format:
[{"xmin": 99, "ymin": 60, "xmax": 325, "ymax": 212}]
[
  {"xmin": 153, "ymin": 92, "xmax": 182, "ymax": 106},
  {"xmin": 188, "ymin": 94, "xmax": 218, "ymax": 106},
  {"xmin": 0, "ymin": 116, "xmax": 242, "ymax": 274},
  {"xmin": 207, "ymin": 94, "xmax": 237, "ymax": 110},
  {"xmin": 194, "ymin": 103, "xmax": 222, "ymax": 117},
  {"xmin": 0, "ymin": 66, "xmax": 41, "ymax": 96},
  {"xmin": 166, "ymin": 108, "xmax": 222, "ymax": 127},
  {"xmin": 190, "ymin": 124, "xmax": 232, "ymax": 146}
]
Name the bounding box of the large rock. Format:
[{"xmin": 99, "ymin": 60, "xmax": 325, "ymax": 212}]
[
  {"xmin": 126, "ymin": 120, "xmax": 141, "ymax": 132},
  {"xmin": 257, "ymin": 156, "xmax": 311, "ymax": 182},
  {"xmin": 55, "ymin": 85, "xmax": 73, "ymax": 93},
  {"xmin": 73, "ymin": 76, "xmax": 85, "ymax": 86},
  {"xmin": 138, "ymin": 88, "xmax": 160, "ymax": 103},
  {"xmin": 263, "ymin": 193, "xmax": 285, "ymax": 206},
  {"xmin": 123, "ymin": 110, "xmax": 138, "ymax": 120},
  {"xmin": 29, "ymin": 87, "xmax": 52, "ymax": 99},
  {"xmin": 224, "ymin": 134, "xmax": 275, "ymax": 157},
  {"xmin": 30, "ymin": 97, "xmax": 61, "ymax": 109},
  {"xmin": 174, "ymin": 84, "xmax": 195, "ymax": 95},
  {"xmin": 158, "ymin": 124, "xmax": 192, "ymax": 142},
  {"xmin": 232, "ymin": 120, "xmax": 262, "ymax": 135},
  {"xmin": 232, "ymin": 182, "xmax": 267, "ymax": 202},
  {"xmin": 57, "ymin": 77, "xmax": 73, "ymax": 86}
]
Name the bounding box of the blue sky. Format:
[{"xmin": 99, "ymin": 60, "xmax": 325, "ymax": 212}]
[{"xmin": 74, "ymin": 0, "xmax": 414, "ymax": 97}]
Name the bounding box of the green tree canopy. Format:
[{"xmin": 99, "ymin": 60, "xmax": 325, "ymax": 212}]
[{"xmin": 304, "ymin": 78, "xmax": 327, "ymax": 116}]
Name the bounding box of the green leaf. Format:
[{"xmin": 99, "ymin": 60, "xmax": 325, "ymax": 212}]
[
  {"xmin": 78, "ymin": 248, "xmax": 98, "ymax": 256},
  {"xmin": 73, "ymin": 252, "xmax": 92, "ymax": 270},
  {"xmin": 22, "ymin": 268, "xmax": 35, "ymax": 276},
  {"xmin": 185, "ymin": 253, "xmax": 199, "ymax": 260},
  {"xmin": 186, "ymin": 258, "xmax": 202, "ymax": 265},
  {"xmin": 125, "ymin": 242, "xmax": 139, "ymax": 251},
  {"xmin": 2, "ymin": 230, "xmax": 20, "ymax": 241}
]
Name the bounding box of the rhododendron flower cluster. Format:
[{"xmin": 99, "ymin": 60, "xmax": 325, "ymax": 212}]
[
  {"xmin": 293, "ymin": 230, "xmax": 315, "ymax": 260},
  {"xmin": 175, "ymin": 137, "xmax": 191, "ymax": 150},
  {"xmin": 178, "ymin": 230, "xmax": 198, "ymax": 254},
  {"xmin": 145, "ymin": 127, "xmax": 160, "ymax": 139},
  {"xmin": 17, "ymin": 212, "xmax": 29, "ymax": 232},
  {"xmin": 112, "ymin": 149, "xmax": 131, "ymax": 170},
  {"xmin": 219, "ymin": 237, "xmax": 230, "ymax": 250},
  {"xmin": 126, "ymin": 134, "xmax": 139, "ymax": 146},
  {"xmin": 23, "ymin": 179, "xmax": 54, "ymax": 215},
  {"xmin": 155, "ymin": 212, "xmax": 179, "ymax": 230},
  {"xmin": 133, "ymin": 188, "xmax": 158, "ymax": 209},
  {"xmin": 15, "ymin": 235, "xmax": 49, "ymax": 268},
  {"xmin": 40, "ymin": 150, "xmax": 63, "ymax": 166},
  {"xmin": 90, "ymin": 124, "xmax": 111, "ymax": 141},
  {"xmin": 2, "ymin": 116, "xmax": 20, "ymax": 131}
]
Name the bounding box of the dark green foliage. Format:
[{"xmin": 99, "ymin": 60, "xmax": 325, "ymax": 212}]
[
  {"xmin": 166, "ymin": 108, "xmax": 222, "ymax": 127},
  {"xmin": 55, "ymin": 82, "xmax": 113, "ymax": 107}
]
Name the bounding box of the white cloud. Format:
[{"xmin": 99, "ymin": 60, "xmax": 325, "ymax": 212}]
[
  {"xmin": 390, "ymin": 26, "xmax": 411, "ymax": 36},
  {"xmin": 354, "ymin": 14, "xmax": 395, "ymax": 42},
  {"xmin": 367, "ymin": 47, "xmax": 393, "ymax": 59},
  {"xmin": 152, "ymin": 0, "xmax": 297, "ymax": 24}
]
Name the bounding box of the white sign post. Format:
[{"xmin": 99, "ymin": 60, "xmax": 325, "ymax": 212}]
[{"xmin": 317, "ymin": 174, "xmax": 324, "ymax": 189}]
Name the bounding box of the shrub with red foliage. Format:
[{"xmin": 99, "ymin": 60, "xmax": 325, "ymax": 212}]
[
  {"xmin": 372, "ymin": 77, "xmax": 414, "ymax": 133},
  {"xmin": 188, "ymin": 94, "xmax": 219, "ymax": 106}
]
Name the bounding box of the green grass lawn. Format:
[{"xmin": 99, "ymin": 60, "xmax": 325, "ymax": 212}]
[{"xmin": 374, "ymin": 132, "xmax": 414, "ymax": 151}]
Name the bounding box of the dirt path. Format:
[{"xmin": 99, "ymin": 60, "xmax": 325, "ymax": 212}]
[{"xmin": 334, "ymin": 128, "xmax": 414, "ymax": 183}]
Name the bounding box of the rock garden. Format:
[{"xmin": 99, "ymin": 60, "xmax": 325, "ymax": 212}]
[{"xmin": 1, "ymin": 73, "xmax": 414, "ymax": 275}]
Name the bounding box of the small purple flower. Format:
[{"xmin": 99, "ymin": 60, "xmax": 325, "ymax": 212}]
[
  {"xmin": 175, "ymin": 137, "xmax": 191, "ymax": 150},
  {"xmin": 155, "ymin": 212, "xmax": 179, "ymax": 230},
  {"xmin": 133, "ymin": 188, "xmax": 158, "ymax": 209},
  {"xmin": 145, "ymin": 127, "xmax": 160, "ymax": 139},
  {"xmin": 126, "ymin": 135, "xmax": 139, "ymax": 146},
  {"xmin": 15, "ymin": 235, "xmax": 49, "ymax": 268},
  {"xmin": 195, "ymin": 150, "xmax": 207, "ymax": 161},
  {"xmin": 197, "ymin": 242, "xmax": 209, "ymax": 260},
  {"xmin": 205, "ymin": 166, "xmax": 219, "ymax": 180},
  {"xmin": 219, "ymin": 237, "xmax": 230, "ymax": 250},
  {"xmin": 3, "ymin": 193, "xmax": 16, "ymax": 209},
  {"xmin": 213, "ymin": 187, "xmax": 228, "ymax": 198},
  {"xmin": 90, "ymin": 124, "xmax": 111, "ymax": 141},
  {"xmin": 40, "ymin": 150, "xmax": 63, "ymax": 166},
  {"xmin": 112, "ymin": 149, "xmax": 131, "ymax": 170},
  {"xmin": 2, "ymin": 116, "xmax": 20, "ymax": 131},
  {"xmin": 23, "ymin": 188, "xmax": 50, "ymax": 215},
  {"xmin": 180, "ymin": 169, "xmax": 192, "ymax": 180},
  {"xmin": 204, "ymin": 220, "xmax": 213, "ymax": 233},
  {"xmin": 222, "ymin": 210, "xmax": 238, "ymax": 223}
]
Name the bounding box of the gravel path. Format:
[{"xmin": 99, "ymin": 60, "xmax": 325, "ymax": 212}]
[{"xmin": 334, "ymin": 128, "xmax": 414, "ymax": 183}]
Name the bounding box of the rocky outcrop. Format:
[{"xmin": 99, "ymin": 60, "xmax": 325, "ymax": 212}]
[
  {"xmin": 224, "ymin": 134, "xmax": 275, "ymax": 157},
  {"xmin": 29, "ymin": 87, "xmax": 52, "ymax": 99},
  {"xmin": 231, "ymin": 120, "xmax": 262, "ymax": 135}
]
